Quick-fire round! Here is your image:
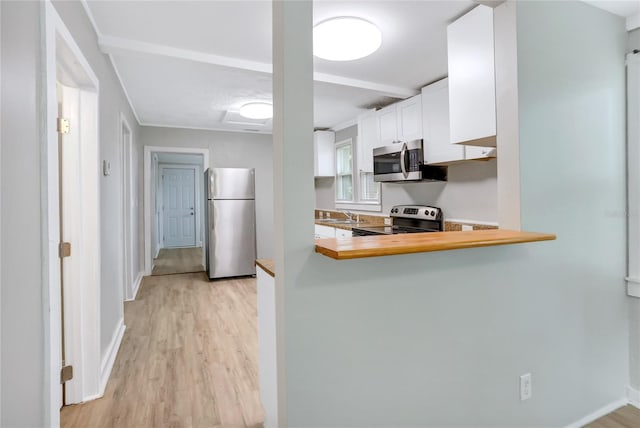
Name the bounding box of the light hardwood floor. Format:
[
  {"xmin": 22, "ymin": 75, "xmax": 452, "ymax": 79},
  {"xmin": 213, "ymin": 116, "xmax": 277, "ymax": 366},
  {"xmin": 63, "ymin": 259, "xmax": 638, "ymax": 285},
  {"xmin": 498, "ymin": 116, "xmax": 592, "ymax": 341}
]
[
  {"xmin": 586, "ymin": 405, "xmax": 640, "ymax": 428},
  {"xmin": 60, "ymin": 272, "xmax": 264, "ymax": 428},
  {"xmin": 152, "ymin": 247, "xmax": 205, "ymax": 276}
]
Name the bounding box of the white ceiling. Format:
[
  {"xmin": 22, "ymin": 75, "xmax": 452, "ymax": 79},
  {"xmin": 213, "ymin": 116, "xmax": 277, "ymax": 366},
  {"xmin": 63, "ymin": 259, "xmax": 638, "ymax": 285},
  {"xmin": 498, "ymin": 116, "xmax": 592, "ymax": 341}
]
[
  {"xmin": 584, "ymin": 0, "xmax": 640, "ymax": 18},
  {"xmin": 83, "ymin": 0, "xmax": 637, "ymax": 134},
  {"xmin": 83, "ymin": 0, "xmax": 475, "ymax": 133}
]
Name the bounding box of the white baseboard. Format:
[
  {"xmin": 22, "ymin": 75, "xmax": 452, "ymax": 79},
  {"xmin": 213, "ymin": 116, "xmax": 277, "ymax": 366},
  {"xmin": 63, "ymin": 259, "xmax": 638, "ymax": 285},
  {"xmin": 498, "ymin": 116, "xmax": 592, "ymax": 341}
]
[
  {"xmin": 628, "ymin": 385, "xmax": 640, "ymax": 409},
  {"xmin": 564, "ymin": 397, "xmax": 628, "ymax": 428},
  {"xmin": 98, "ymin": 318, "xmax": 126, "ymax": 396},
  {"xmin": 125, "ymin": 271, "xmax": 144, "ymax": 302}
]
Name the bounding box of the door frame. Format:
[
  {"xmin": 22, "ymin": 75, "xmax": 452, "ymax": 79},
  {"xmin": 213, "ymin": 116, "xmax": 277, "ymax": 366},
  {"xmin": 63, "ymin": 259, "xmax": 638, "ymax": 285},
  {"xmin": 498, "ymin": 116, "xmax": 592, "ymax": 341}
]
[
  {"xmin": 158, "ymin": 164, "xmax": 200, "ymax": 249},
  {"xmin": 43, "ymin": 2, "xmax": 102, "ymax": 426},
  {"xmin": 120, "ymin": 114, "xmax": 138, "ymax": 301},
  {"xmin": 144, "ymin": 146, "xmax": 209, "ymax": 275}
]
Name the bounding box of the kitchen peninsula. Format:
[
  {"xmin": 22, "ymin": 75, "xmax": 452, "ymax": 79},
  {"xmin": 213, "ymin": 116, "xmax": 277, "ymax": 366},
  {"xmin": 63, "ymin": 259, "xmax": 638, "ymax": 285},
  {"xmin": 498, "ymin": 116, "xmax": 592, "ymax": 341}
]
[{"xmin": 315, "ymin": 229, "xmax": 556, "ymax": 260}]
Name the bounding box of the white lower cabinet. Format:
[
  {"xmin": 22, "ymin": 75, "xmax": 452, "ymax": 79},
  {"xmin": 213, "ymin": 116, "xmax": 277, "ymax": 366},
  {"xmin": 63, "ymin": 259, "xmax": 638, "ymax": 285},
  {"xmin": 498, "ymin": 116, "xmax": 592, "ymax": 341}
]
[
  {"xmin": 257, "ymin": 266, "xmax": 279, "ymax": 428},
  {"xmin": 315, "ymin": 224, "xmax": 336, "ymax": 239},
  {"xmin": 335, "ymin": 228, "xmax": 353, "ymax": 239}
]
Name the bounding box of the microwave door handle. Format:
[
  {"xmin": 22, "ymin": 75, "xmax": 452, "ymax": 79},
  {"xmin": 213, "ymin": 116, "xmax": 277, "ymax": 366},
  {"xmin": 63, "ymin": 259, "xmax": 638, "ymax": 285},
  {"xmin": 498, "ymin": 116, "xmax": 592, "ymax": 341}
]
[{"xmin": 400, "ymin": 142, "xmax": 408, "ymax": 178}]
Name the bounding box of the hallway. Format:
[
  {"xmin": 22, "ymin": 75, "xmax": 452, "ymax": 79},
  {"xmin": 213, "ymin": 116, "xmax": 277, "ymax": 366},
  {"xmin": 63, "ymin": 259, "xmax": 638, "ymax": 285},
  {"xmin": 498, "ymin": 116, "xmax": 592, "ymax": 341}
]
[
  {"xmin": 152, "ymin": 247, "xmax": 205, "ymax": 276},
  {"xmin": 60, "ymin": 273, "xmax": 264, "ymax": 428}
]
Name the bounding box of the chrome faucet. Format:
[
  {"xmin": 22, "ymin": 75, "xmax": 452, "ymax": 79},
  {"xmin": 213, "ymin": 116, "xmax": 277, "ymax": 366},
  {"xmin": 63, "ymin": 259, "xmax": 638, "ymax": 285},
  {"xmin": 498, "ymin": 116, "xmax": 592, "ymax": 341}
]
[{"xmin": 339, "ymin": 209, "xmax": 353, "ymax": 221}]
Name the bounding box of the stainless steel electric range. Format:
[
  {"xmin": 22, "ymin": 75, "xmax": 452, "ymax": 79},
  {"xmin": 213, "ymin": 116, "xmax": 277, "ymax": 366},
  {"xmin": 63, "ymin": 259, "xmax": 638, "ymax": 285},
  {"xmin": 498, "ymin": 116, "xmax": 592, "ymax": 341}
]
[{"xmin": 351, "ymin": 205, "xmax": 443, "ymax": 237}]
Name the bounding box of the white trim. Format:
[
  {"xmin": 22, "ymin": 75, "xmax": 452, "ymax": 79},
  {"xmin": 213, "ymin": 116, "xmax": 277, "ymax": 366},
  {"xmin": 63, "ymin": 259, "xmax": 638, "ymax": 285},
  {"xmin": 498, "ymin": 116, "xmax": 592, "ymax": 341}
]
[
  {"xmin": 96, "ymin": 35, "xmax": 415, "ymax": 99},
  {"xmin": 144, "ymin": 146, "xmax": 210, "ymax": 275},
  {"xmin": 140, "ymin": 121, "xmax": 272, "ymax": 135},
  {"xmin": 125, "ymin": 272, "xmax": 144, "ymax": 302},
  {"xmin": 627, "ymin": 13, "xmax": 640, "ymax": 31},
  {"xmin": 314, "ymin": 71, "xmax": 415, "ymax": 98},
  {"xmin": 120, "ymin": 114, "xmax": 135, "ymax": 301},
  {"xmin": 98, "ymin": 319, "xmax": 125, "ymax": 397},
  {"xmin": 563, "ymin": 398, "xmax": 627, "ymax": 428},
  {"xmin": 628, "ymin": 385, "xmax": 640, "ymax": 408},
  {"xmin": 99, "ymin": 34, "xmax": 273, "ymax": 74},
  {"xmin": 330, "ymin": 117, "xmax": 358, "ymax": 132},
  {"xmin": 335, "ymin": 203, "xmax": 382, "ymax": 213}
]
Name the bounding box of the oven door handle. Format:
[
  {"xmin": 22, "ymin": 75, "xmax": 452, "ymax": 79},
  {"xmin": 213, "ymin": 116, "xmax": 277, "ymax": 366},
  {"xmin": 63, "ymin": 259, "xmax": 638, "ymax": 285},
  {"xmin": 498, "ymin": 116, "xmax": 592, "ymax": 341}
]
[{"xmin": 400, "ymin": 142, "xmax": 408, "ymax": 179}]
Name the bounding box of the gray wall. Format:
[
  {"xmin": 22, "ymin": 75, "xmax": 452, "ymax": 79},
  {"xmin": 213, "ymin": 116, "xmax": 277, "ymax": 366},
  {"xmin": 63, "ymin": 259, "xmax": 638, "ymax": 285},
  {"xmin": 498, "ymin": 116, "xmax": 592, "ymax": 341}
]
[
  {"xmin": 1, "ymin": 2, "xmax": 44, "ymax": 426},
  {"xmin": 630, "ymin": 28, "xmax": 640, "ymax": 51},
  {"xmin": 51, "ymin": 1, "xmax": 143, "ymax": 357},
  {"xmin": 140, "ymin": 127, "xmax": 274, "ymax": 259},
  {"xmin": 314, "ymin": 177, "xmax": 335, "ymax": 209},
  {"xmin": 318, "ymin": 124, "xmax": 498, "ymax": 222},
  {"xmin": 381, "ymin": 160, "xmax": 497, "ymax": 222},
  {"xmin": 283, "ymin": 2, "xmax": 628, "ymax": 426}
]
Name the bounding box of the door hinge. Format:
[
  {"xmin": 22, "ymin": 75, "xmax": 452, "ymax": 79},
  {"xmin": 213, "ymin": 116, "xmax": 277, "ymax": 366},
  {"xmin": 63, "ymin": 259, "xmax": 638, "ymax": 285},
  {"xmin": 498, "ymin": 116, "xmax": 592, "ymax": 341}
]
[
  {"xmin": 59, "ymin": 242, "xmax": 71, "ymax": 258},
  {"xmin": 60, "ymin": 365, "xmax": 73, "ymax": 384},
  {"xmin": 57, "ymin": 118, "xmax": 70, "ymax": 134}
]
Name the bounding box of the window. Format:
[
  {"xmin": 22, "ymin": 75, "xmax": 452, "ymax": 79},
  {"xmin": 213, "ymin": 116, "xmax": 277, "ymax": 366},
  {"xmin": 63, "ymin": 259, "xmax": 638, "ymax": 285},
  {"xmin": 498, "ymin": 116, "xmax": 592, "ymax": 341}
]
[
  {"xmin": 335, "ymin": 137, "xmax": 381, "ymax": 211},
  {"xmin": 335, "ymin": 140, "xmax": 353, "ymax": 201},
  {"xmin": 359, "ymin": 171, "xmax": 379, "ymax": 202}
]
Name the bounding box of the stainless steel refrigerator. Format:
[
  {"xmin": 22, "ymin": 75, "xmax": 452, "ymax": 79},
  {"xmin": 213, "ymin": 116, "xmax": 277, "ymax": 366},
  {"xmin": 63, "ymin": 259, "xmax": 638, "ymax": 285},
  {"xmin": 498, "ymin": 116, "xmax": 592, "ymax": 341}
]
[{"xmin": 204, "ymin": 168, "xmax": 257, "ymax": 279}]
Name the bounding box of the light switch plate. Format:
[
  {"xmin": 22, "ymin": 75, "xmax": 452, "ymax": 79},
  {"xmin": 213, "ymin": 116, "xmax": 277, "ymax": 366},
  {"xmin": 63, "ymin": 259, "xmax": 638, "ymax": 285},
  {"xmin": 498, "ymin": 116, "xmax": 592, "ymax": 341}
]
[{"xmin": 103, "ymin": 160, "xmax": 111, "ymax": 176}]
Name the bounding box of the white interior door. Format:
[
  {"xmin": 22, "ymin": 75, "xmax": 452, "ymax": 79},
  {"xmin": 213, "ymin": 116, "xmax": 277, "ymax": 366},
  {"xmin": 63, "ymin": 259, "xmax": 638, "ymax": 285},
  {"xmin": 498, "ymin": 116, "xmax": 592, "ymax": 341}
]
[{"xmin": 162, "ymin": 167, "xmax": 196, "ymax": 247}]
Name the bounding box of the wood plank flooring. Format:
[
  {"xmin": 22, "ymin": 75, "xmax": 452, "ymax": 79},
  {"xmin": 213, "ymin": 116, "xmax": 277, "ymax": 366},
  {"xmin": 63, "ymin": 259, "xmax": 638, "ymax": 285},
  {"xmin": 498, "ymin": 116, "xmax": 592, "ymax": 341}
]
[
  {"xmin": 60, "ymin": 272, "xmax": 264, "ymax": 428},
  {"xmin": 586, "ymin": 405, "xmax": 640, "ymax": 428},
  {"xmin": 152, "ymin": 247, "xmax": 205, "ymax": 276}
]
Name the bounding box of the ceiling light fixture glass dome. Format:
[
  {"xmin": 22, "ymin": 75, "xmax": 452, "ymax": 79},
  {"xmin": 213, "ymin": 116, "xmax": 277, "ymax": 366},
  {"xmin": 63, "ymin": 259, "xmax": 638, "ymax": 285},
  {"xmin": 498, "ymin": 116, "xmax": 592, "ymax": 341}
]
[
  {"xmin": 313, "ymin": 17, "xmax": 382, "ymax": 61},
  {"xmin": 239, "ymin": 102, "xmax": 273, "ymax": 119}
]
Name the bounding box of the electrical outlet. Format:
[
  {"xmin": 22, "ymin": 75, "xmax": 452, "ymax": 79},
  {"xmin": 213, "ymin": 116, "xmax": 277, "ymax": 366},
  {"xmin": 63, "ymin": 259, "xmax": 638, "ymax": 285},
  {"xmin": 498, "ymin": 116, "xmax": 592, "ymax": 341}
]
[
  {"xmin": 520, "ymin": 373, "xmax": 532, "ymax": 401},
  {"xmin": 384, "ymin": 217, "xmax": 391, "ymax": 225},
  {"xmin": 462, "ymin": 224, "xmax": 473, "ymax": 231},
  {"xmin": 326, "ymin": 212, "xmax": 331, "ymax": 219}
]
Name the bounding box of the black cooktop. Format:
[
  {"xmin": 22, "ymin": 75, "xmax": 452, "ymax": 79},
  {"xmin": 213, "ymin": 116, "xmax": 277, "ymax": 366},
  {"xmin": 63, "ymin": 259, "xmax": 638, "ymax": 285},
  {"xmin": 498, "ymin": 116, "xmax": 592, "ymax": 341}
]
[{"xmin": 351, "ymin": 225, "xmax": 441, "ymax": 236}]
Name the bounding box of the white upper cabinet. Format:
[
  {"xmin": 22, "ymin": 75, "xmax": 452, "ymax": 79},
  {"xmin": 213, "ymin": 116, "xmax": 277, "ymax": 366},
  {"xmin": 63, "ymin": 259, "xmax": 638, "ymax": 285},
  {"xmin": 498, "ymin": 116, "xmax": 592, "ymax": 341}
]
[
  {"xmin": 396, "ymin": 95, "xmax": 423, "ymax": 142},
  {"xmin": 314, "ymin": 130, "xmax": 335, "ymax": 177},
  {"xmin": 356, "ymin": 94, "xmax": 423, "ymax": 172},
  {"xmin": 378, "ymin": 105, "xmax": 398, "ymax": 145},
  {"xmin": 356, "ymin": 110, "xmax": 379, "ymax": 173},
  {"xmin": 422, "ymin": 78, "xmax": 496, "ymax": 165},
  {"xmin": 378, "ymin": 94, "xmax": 422, "ymax": 145},
  {"xmin": 422, "ymin": 78, "xmax": 465, "ymax": 164},
  {"xmin": 447, "ymin": 4, "xmax": 497, "ymax": 147}
]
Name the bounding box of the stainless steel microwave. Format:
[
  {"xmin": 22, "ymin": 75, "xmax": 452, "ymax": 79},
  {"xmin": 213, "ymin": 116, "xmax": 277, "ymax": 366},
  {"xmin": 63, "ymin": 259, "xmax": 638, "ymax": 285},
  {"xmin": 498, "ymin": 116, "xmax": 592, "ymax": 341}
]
[{"xmin": 373, "ymin": 139, "xmax": 447, "ymax": 182}]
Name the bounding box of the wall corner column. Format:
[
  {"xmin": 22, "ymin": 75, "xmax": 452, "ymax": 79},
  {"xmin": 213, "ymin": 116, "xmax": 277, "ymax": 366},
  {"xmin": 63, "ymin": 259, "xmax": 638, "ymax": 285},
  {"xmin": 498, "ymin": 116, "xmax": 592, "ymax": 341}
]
[{"xmin": 272, "ymin": 1, "xmax": 315, "ymax": 427}]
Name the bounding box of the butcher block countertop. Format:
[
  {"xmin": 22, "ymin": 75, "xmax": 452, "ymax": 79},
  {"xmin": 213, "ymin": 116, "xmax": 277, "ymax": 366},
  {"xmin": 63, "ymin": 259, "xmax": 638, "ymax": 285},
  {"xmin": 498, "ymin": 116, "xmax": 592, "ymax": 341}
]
[
  {"xmin": 315, "ymin": 229, "xmax": 556, "ymax": 260},
  {"xmin": 255, "ymin": 259, "xmax": 275, "ymax": 277}
]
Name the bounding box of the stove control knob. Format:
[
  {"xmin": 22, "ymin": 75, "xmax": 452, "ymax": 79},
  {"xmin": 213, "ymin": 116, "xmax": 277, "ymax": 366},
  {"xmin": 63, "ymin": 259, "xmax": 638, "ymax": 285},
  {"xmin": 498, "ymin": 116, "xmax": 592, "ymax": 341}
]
[
  {"xmin": 424, "ymin": 209, "xmax": 430, "ymax": 216},
  {"xmin": 431, "ymin": 210, "xmax": 435, "ymax": 216}
]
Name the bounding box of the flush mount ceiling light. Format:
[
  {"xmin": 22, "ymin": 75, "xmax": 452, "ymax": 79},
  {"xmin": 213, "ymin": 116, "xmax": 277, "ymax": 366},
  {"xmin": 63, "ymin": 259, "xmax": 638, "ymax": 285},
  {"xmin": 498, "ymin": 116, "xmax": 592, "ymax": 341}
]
[
  {"xmin": 313, "ymin": 17, "xmax": 382, "ymax": 61},
  {"xmin": 239, "ymin": 102, "xmax": 273, "ymax": 120}
]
